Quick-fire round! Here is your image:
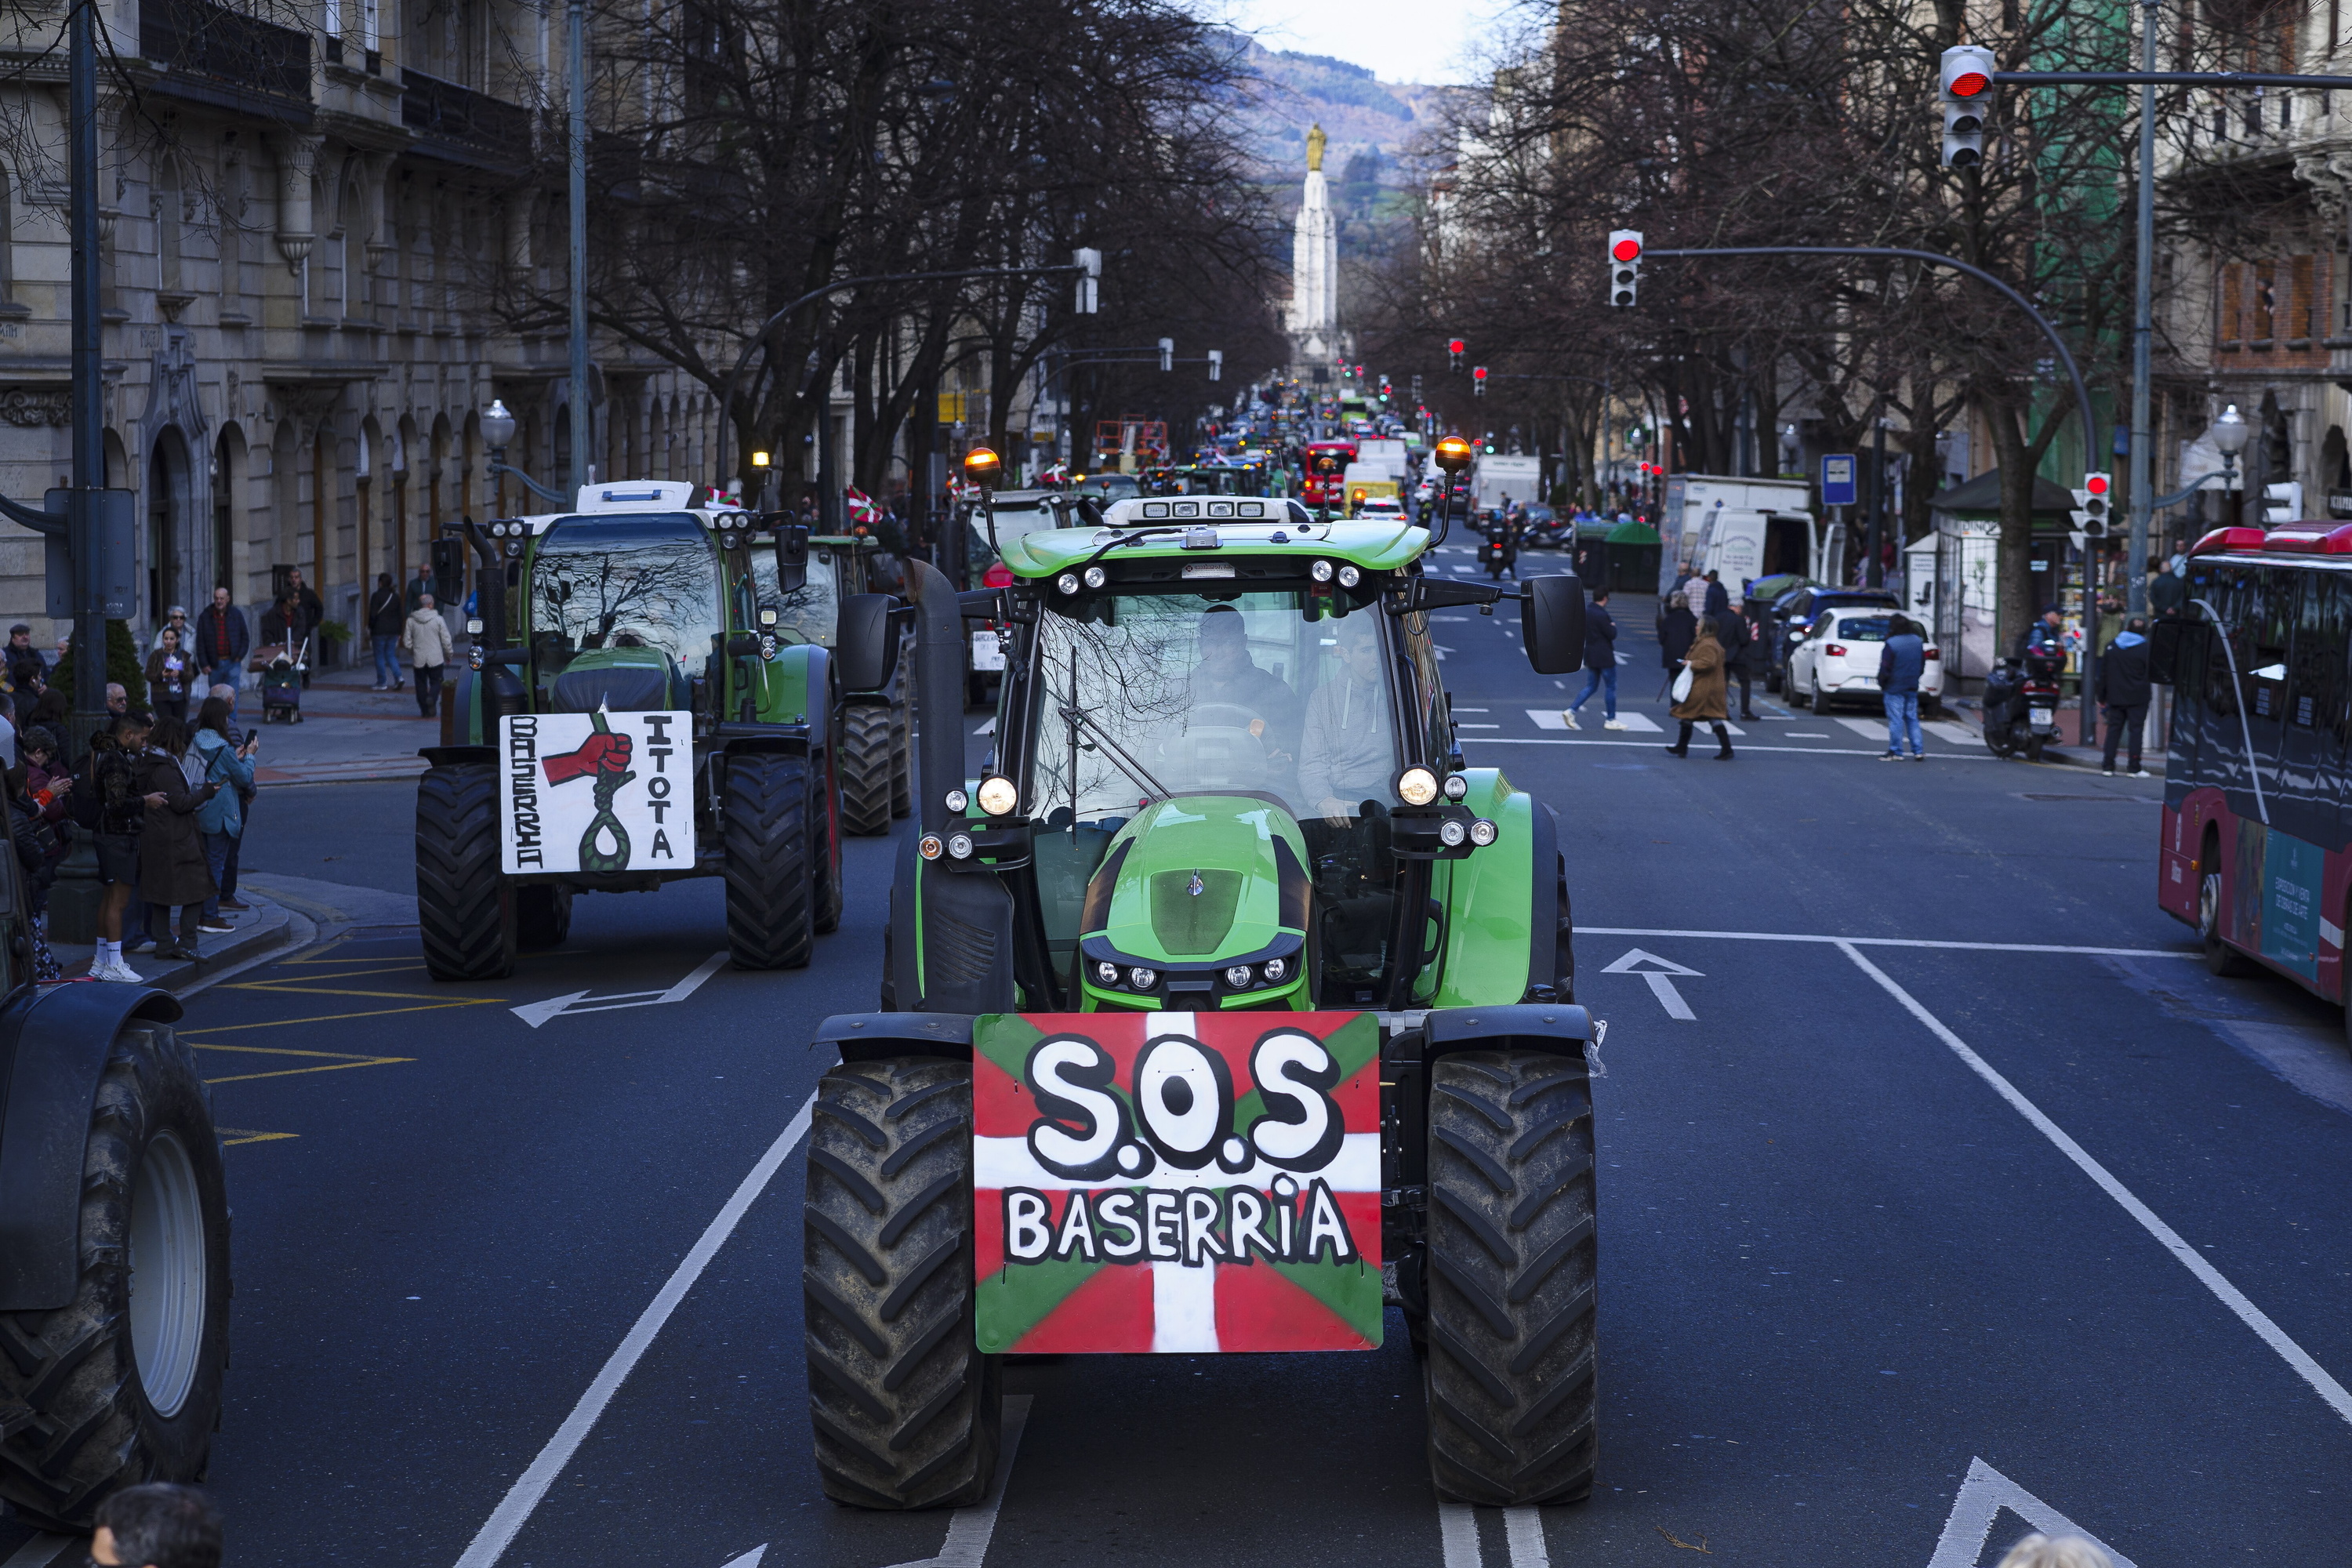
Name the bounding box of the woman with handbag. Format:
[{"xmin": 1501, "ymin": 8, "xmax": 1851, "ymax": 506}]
[{"xmin": 1667, "ymin": 616, "xmax": 1733, "ymax": 760}]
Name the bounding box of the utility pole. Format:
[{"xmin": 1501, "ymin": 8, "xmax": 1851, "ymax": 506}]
[
  {"xmin": 1867, "ymin": 418, "xmax": 1889, "ymax": 587},
  {"xmin": 2127, "ymin": 0, "xmax": 2158, "ymax": 613},
  {"xmin": 567, "ymin": 0, "xmax": 590, "ymax": 496}
]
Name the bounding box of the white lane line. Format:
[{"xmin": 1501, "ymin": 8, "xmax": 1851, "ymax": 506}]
[
  {"xmin": 1463, "ymin": 737, "xmax": 1998, "ymax": 759},
  {"xmin": 1579, "ymin": 926, "xmax": 2196, "ymax": 957},
  {"xmin": 1503, "ymin": 1506, "xmax": 1549, "ymax": 1567},
  {"xmin": 717, "ymin": 1549, "xmax": 766, "ymax": 1568},
  {"xmin": 883, "ymin": 1395, "xmax": 1034, "ymax": 1568},
  {"xmin": 1838, "ymin": 942, "xmax": 2352, "ymax": 1431},
  {"xmin": 511, "ymin": 949, "xmax": 729, "ymax": 1028},
  {"xmin": 450, "ymin": 1093, "xmax": 818, "ymax": 1568},
  {"xmin": 0, "ymin": 1537, "xmax": 74, "ymax": 1568},
  {"xmin": 1437, "ymin": 1504, "xmax": 1480, "ymax": 1568},
  {"xmin": 1927, "ymin": 1458, "xmax": 2136, "ymax": 1568}
]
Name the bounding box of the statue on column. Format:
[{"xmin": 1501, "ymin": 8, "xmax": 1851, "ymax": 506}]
[{"xmin": 1306, "ymin": 122, "xmax": 1326, "ymax": 173}]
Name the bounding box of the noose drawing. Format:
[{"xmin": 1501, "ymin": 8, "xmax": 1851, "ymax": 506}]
[{"xmin": 541, "ymin": 710, "xmax": 636, "ymax": 872}]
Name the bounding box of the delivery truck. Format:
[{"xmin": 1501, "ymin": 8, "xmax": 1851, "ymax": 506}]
[
  {"xmin": 1657, "ymin": 474, "xmax": 1824, "ymax": 594},
  {"xmin": 1473, "ymin": 454, "xmax": 1543, "ymax": 513}
]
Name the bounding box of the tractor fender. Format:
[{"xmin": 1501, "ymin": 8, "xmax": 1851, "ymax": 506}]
[
  {"xmin": 816, "ymin": 1010, "xmax": 975, "ymax": 1065},
  {"xmin": 1422, "ymin": 1002, "xmax": 1598, "ymax": 1065},
  {"xmin": 1431, "ymin": 773, "xmax": 1553, "ymax": 1008},
  {"xmin": 420, "ymin": 744, "xmax": 497, "ymax": 768},
  {"xmin": 0, "ymin": 982, "xmax": 186, "ymax": 1312},
  {"xmin": 750, "ymin": 642, "xmax": 829, "ymax": 730}
]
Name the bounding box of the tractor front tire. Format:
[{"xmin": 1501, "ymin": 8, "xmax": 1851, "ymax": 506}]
[
  {"xmin": 1424, "ymin": 1051, "xmax": 1599, "ymax": 1507},
  {"xmin": 804, "ymin": 1058, "xmax": 1000, "ymax": 1509},
  {"xmin": 723, "ymin": 752, "xmax": 812, "ymax": 969},
  {"xmin": 417, "ymin": 763, "xmax": 515, "ymax": 980},
  {"xmin": 840, "ymin": 702, "xmax": 895, "ymax": 837},
  {"xmin": 813, "ymin": 760, "xmax": 843, "ymax": 936},
  {"xmin": 0, "ymin": 1022, "xmax": 231, "ymax": 1531}
]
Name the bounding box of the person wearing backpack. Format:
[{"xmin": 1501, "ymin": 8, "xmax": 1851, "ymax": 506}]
[{"xmin": 73, "ymin": 710, "xmax": 154, "ymax": 981}]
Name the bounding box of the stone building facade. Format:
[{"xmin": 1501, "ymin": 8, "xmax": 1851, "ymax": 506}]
[{"xmin": 0, "ymin": 0, "xmax": 724, "ymax": 654}]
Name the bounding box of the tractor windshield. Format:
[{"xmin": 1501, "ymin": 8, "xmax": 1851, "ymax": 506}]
[
  {"xmin": 531, "ymin": 513, "xmax": 722, "ymax": 670},
  {"xmin": 1029, "ymin": 591, "xmax": 1402, "ymax": 826},
  {"xmin": 752, "ymin": 542, "xmax": 843, "ymax": 648}
]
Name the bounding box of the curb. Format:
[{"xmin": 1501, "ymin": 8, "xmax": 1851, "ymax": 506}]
[{"xmin": 51, "ymin": 896, "xmax": 303, "ymax": 998}]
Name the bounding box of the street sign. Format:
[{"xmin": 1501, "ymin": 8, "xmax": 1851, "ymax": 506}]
[{"xmin": 1820, "ymin": 454, "xmax": 1857, "ymax": 507}]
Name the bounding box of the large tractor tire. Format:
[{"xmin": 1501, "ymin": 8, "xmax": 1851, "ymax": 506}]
[
  {"xmin": 723, "ymin": 751, "xmax": 812, "ymax": 969},
  {"xmin": 840, "ymin": 702, "xmax": 895, "ymax": 837},
  {"xmin": 516, "ymin": 886, "xmax": 572, "ymax": 952},
  {"xmin": 1423, "ymin": 1051, "xmax": 1599, "ymax": 1507},
  {"xmin": 803, "ymin": 1058, "xmax": 1000, "ymax": 1508},
  {"xmin": 890, "ymin": 693, "xmax": 913, "ymax": 819},
  {"xmin": 0, "ymin": 1022, "xmax": 230, "ymax": 1530},
  {"xmin": 812, "ymin": 763, "xmax": 843, "ymax": 936},
  {"xmin": 417, "ymin": 763, "xmax": 515, "ymax": 980}
]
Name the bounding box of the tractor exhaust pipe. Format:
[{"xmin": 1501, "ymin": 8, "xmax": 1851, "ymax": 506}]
[{"xmin": 905, "ymin": 557, "xmax": 965, "ymax": 833}]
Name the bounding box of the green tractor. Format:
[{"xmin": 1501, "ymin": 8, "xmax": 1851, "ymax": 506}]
[
  {"xmin": 777, "ymin": 531, "xmax": 912, "ymax": 838},
  {"xmin": 419, "ymin": 481, "xmax": 880, "ymax": 978},
  {"xmin": 803, "ymin": 463, "xmax": 1603, "ymax": 1509}
]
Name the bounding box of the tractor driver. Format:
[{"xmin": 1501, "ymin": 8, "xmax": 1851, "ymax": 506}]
[
  {"xmin": 1298, "ymin": 612, "xmax": 1396, "ymax": 826},
  {"xmin": 1187, "ymin": 606, "xmax": 1299, "ymax": 746}
]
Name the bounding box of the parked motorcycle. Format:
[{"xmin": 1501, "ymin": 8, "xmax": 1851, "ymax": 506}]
[{"xmin": 1981, "ymin": 649, "xmax": 2065, "ymax": 761}]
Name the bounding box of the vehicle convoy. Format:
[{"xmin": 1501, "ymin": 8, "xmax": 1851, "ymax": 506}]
[
  {"xmin": 419, "ymin": 481, "xmax": 869, "ymax": 979},
  {"xmin": 0, "ymin": 891, "xmax": 229, "ymax": 1528},
  {"xmin": 2148, "ymin": 521, "xmax": 2352, "ymax": 1025},
  {"xmin": 800, "ymin": 445, "xmax": 1602, "ymax": 1512}
]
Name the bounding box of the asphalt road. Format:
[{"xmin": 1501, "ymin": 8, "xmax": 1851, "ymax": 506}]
[{"xmin": 7, "ymin": 544, "xmax": 2346, "ymax": 1567}]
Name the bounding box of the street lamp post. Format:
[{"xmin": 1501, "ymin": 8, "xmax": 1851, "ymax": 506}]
[
  {"xmin": 2209, "ymin": 402, "xmax": 2250, "ymax": 511},
  {"xmin": 481, "ymin": 398, "xmax": 567, "ymax": 509}
]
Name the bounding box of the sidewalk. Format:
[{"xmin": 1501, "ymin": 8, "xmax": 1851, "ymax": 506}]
[
  {"xmin": 50, "ymin": 891, "xmax": 301, "ymax": 991},
  {"xmin": 1939, "ymin": 694, "xmax": 2167, "ymax": 778},
  {"xmin": 234, "ymin": 662, "xmax": 439, "ymax": 786}
]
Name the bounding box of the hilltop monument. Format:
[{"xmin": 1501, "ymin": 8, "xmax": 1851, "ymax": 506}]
[{"xmin": 1287, "ymin": 123, "xmax": 1341, "ymax": 368}]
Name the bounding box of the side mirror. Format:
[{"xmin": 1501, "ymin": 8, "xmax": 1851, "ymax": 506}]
[
  {"xmin": 1521, "ymin": 575, "xmax": 1586, "ymax": 674},
  {"xmin": 835, "ymin": 593, "xmax": 898, "ymax": 693},
  {"xmin": 2148, "ymin": 617, "xmax": 2201, "ymax": 685},
  {"xmin": 771, "ymin": 521, "xmax": 810, "ymax": 593}
]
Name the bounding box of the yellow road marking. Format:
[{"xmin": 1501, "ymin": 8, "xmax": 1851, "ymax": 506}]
[
  {"xmin": 189, "ymin": 1040, "xmax": 415, "ymax": 1083},
  {"xmin": 217, "ymin": 1127, "xmax": 301, "ymax": 1146},
  {"xmin": 185, "ymin": 1000, "xmax": 494, "ymax": 1032}
]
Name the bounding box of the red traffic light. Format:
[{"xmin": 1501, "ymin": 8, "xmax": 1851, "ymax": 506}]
[
  {"xmin": 1948, "ymin": 70, "xmax": 1989, "ymax": 96},
  {"xmin": 1448, "ymin": 339, "xmax": 1465, "ymax": 354},
  {"xmin": 1472, "ymin": 365, "xmax": 1488, "ymax": 380},
  {"xmin": 2084, "ymin": 473, "xmax": 2111, "ymax": 495},
  {"xmin": 1610, "ymin": 236, "xmax": 1642, "ymax": 262}
]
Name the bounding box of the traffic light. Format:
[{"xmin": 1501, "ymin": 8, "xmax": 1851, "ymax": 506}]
[
  {"xmin": 1607, "ymin": 230, "xmax": 1642, "ymax": 307},
  {"xmin": 1940, "ymin": 45, "xmax": 1994, "ymax": 168},
  {"xmin": 1448, "ymin": 339, "xmax": 1465, "ymax": 372},
  {"xmin": 2071, "ymin": 471, "xmax": 2112, "ymax": 536},
  {"xmin": 1472, "ymin": 365, "xmax": 1488, "ymax": 397},
  {"xmin": 1158, "ymin": 337, "xmax": 1174, "ymax": 372},
  {"xmin": 1207, "ymin": 349, "xmax": 1222, "ymax": 382},
  {"xmin": 1073, "ymin": 247, "xmax": 1101, "ymax": 314}
]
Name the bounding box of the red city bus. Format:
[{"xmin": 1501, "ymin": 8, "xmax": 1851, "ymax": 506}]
[
  {"xmin": 1298, "ymin": 439, "xmax": 1359, "ymax": 507},
  {"xmin": 2152, "ymin": 521, "xmax": 2352, "ymax": 1026}
]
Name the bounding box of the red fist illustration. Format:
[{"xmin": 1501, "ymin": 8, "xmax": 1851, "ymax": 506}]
[{"xmin": 543, "ymin": 729, "xmax": 633, "ymax": 786}]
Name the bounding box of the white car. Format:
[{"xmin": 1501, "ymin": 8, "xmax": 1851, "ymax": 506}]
[
  {"xmin": 1356, "ymin": 496, "xmax": 1406, "ymax": 521},
  {"xmin": 1788, "ymin": 606, "xmax": 1944, "ymax": 711}
]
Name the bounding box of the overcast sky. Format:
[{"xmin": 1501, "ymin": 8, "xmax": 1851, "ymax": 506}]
[{"xmin": 1208, "ymin": 0, "xmax": 1509, "ymax": 84}]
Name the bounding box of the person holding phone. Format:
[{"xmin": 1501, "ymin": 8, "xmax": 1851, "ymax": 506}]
[{"xmin": 192, "ymin": 695, "xmax": 255, "ymax": 932}]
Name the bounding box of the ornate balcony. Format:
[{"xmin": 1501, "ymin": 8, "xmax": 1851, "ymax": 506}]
[
  {"xmin": 138, "ymin": 0, "xmax": 314, "ymax": 122},
  {"xmin": 401, "ymin": 70, "xmax": 535, "ymax": 174}
]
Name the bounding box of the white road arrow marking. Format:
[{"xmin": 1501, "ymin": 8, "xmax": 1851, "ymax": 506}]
[
  {"xmin": 510, "ymin": 949, "xmax": 729, "ymax": 1029},
  {"xmin": 1927, "ymin": 1457, "xmax": 2136, "ymax": 1568},
  {"xmin": 718, "ymin": 1550, "xmax": 766, "ymax": 1568},
  {"xmin": 881, "ymin": 1394, "xmax": 1033, "ymax": 1568},
  {"xmin": 1602, "ymin": 947, "xmax": 1700, "ymax": 1020}
]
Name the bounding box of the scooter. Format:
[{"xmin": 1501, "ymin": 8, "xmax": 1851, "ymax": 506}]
[
  {"xmin": 1481, "ymin": 516, "xmax": 1518, "ymax": 580},
  {"xmin": 1981, "ymin": 648, "xmax": 2065, "ymax": 761}
]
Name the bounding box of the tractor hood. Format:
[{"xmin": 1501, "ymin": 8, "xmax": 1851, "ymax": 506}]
[{"xmin": 1080, "ymin": 795, "xmax": 1312, "ymax": 968}]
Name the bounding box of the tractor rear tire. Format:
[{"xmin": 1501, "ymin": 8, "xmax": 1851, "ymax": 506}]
[
  {"xmin": 417, "ymin": 763, "xmax": 515, "ymax": 980},
  {"xmin": 0, "ymin": 1022, "xmax": 230, "ymax": 1531},
  {"xmin": 812, "ymin": 762, "xmax": 843, "ymax": 936},
  {"xmin": 840, "ymin": 702, "xmax": 895, "ymax": 837},
  {"xmin": 890, "ymin": 694, "xmax": 913, "ymax": 819},
  {"xmin": 516, "ymin": 886, "xmax": 572, "ymax": 952},
  {"xmin": 803, "ymin": 1058, "xmax": 1000, "ymax": 1509},
  {"xmin": 1424, "ymin": 1051, "xmax": 1599, "ymax": 1507},
  {"xmin": 723, "ymin": 752, "xmax": 812, "ymax": 969}
]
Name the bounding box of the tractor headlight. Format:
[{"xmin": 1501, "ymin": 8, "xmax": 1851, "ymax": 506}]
[
  {"xmin": 1057, "ymin": 572, "xmax": 1081, "ymax": 596},
  {"xmin": 1469, "ymin": 818, "xmax": 1498, "ymax": 847},
  {"xmin": 1396, "ymin": 766, "xmax": 1439, "ymax": 807},
  {"xmin": 760, "ymin": 635, "xmax": 778, "ymax": 659},
  {"xmin": 1127, "ymin": 967, "xmax": 1158, "ymax": 990},
  {"xmin": 918, "ymin": 833, "xmax": 945, "ymax": 860},
  {"xmin": 1095, "ymin": 961, "xmax": 1120, "ymax": 987},
  {"xmin": 946, "ymin": 832, "xmax": 975, "ymax": 860},
  {"xmin": 944, "ymin": 788, "xmax": 969, "ymax": 812},
  {"xmin": 976, "ymin": 775, "xmax": 1018, "ymax": 817},
  {"xmin": 1443, "ymin": 773, "xmax": 1468, "ymax": 800},
  {"xmin": 1439, "ymin": 818, "xmax": 1468, "ymax": 848},
  {"xmin": 1337, "ymin": 564, "xmax": 1362, "ymax": 588},
  {"xmin": 1310, "ymin": 558, "xmax": 1335, "ymax": 583},
  {"xmin": 720, "ymin": 532, "xmax": 739, "ymax": 550},
  {"xmin": 1225, "ymin": 964, "xmax": 1254, "ymax": 989},
  {"xmin": 1261, "ymin": 956, "xmax": 1288, "ymax": 983},
  {"xmin": 1083, "ymin": 564, "xmax": 1108, "ymax": 589}
]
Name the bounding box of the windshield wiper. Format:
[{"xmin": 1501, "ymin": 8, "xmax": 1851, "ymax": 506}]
[{"xmin": 1058, "ymin": 703, "xmax": 1170, "ymax": 802}]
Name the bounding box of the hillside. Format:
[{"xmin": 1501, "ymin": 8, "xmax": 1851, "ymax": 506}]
[{"xmin": 1218, "ymin": 33, "xmax": 1454, "ymax": 186}]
